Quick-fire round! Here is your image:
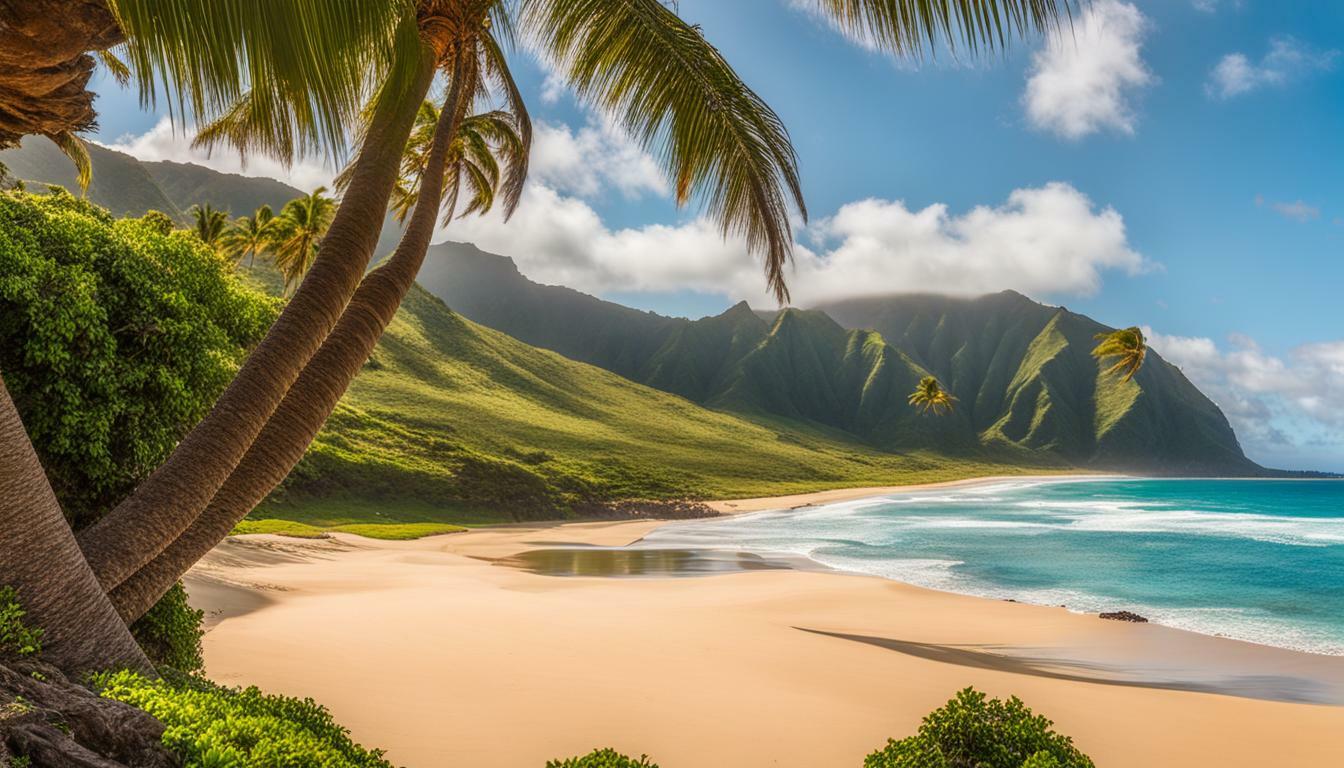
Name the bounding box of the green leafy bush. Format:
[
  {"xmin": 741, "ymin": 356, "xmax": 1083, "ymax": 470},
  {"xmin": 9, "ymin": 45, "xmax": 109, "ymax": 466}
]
[
  {"xmin": 0, "ymin": 189, "xmax": 275, "ymax": 665},
  {"xmin": 546, "ymin": 748, "xmax": 659, "ymax": 768},
  {"xmin": 0, "ymin": 586, "xmax": 43, "ymax": 658},
  {"xmin": 864, "ymin": 688, "xmax": 1093, "ymax": 768},
  {"xmin": 129, "ymin": 582, "xmax": 205, "ymax": 674},
  {"xmin": 0, "ymin": 188, "xmax": 276, "ymax": 529},
  {"xmin": 94, "ymin": 670, "xmax": 393, "ymax": 768}
]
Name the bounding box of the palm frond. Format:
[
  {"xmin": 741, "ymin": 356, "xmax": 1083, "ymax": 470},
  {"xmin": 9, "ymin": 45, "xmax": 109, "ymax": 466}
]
[
  {"xmin": 49, "ymin": 132, "xmax": 92, "ymax": 194},
  {"xmin": 108, "ymin": 0, "xmax": 423, "ymax": 163},
  {"xmin": 479, "ymin": 31, "xmax": 531, "ymax": 217},
  {"xmin": 803, "ymin": 0, "xmax": 1069, "ymax": 58},
  {"xmin": 96, "ymin": 49, "xmax": 133, "ymax": 87},
  {"xmin": 523, "ymin": 0, "xmax": 805, "ymax": 303}
]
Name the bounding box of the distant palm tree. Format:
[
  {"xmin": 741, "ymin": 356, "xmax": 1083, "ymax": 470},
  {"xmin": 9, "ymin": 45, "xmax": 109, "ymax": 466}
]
[
  {"xmin": 188, "ymin": 203, "xmax": 228, "ymax": 249},
  {"xmin": 1093, "ymin": 327, "xmax": 1147, "ymax": 382},
  {"xmin": 909, "ymin": 376, "xmax": 957, "ymax": 416},
  {"xmin": 339, "ymin": 102, "xmax": 525, "ymax": 225},
  {"xmin": 270, "ymin": 188, "xmax": 337, "ymax": 293},
  {"xmin": 219, "ymin": 205, "xmax": 275, "ymax": 268}
]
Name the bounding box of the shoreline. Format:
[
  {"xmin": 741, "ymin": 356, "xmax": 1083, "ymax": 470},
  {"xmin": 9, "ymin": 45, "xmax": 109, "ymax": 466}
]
[
  {"xmin": 694, "ymin": 474, "xmax": 1342, "ymax": 658},
  {"xmin": 700, "ymin": 473, "xmax": 1125, "ymax": 515},
  {"xmin": 189, "ymin": 478, "xmax": 1344, "ymax": 767}
]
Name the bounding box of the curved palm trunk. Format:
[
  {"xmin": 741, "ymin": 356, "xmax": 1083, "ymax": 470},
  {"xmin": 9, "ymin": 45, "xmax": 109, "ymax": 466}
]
[
  {"xmin": 0, "ymin": 375, "xmax": 150, "ymax": 674},
  {"xmin": 76, "ymin": 48, "xmax": 439, "ymax": 591},
  {"xmin": 110, "ymin": 64, "xmax": 472, "ymax": 622}
]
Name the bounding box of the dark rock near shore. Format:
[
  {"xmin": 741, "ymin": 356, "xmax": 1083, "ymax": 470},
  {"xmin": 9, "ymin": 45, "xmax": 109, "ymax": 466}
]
[
  {"xmin": 0, "ymin": 658, "xmax": 176, "ymax": 768},
  {"xmin": 1099, "ymin": 610, "xmax": 1149, "ymax": 623},
  {"xmin": 573, "ymin": 499, "xmax": 720, "ymax": 521}
]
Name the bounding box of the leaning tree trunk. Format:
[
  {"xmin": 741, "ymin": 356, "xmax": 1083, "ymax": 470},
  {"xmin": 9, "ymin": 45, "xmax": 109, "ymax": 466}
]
[
  {"xmin": 110, "ymin": 60, "xmax": 474, "ymax": 622},
  {"xmin": 0, "ymin": 375, "xmax": 151, "ymax": 674},
  {"xmin": 75, "ymin": 45, "xmax": 442, "ymax": 592}
]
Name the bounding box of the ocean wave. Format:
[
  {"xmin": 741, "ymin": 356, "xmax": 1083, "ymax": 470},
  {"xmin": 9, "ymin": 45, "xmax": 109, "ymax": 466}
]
[{"xmin": 646, "ymin": 478, "xmax": 1344, "ymax": 655}]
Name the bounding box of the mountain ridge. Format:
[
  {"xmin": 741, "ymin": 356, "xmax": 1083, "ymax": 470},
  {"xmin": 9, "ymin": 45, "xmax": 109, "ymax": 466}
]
[{"xmin": 418, "ymin": 241, "xmax": 1259, "ymax": 476}]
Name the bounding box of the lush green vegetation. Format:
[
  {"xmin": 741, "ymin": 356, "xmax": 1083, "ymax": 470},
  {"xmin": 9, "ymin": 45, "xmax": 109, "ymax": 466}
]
[
  {"xmin": 129, "ymin": 583, "xmax": 204, "ymax": 674},
  {"xmin": 0, "ymin": 189, "xmax": 276, "ymax": 529},
  {"xmin": 547, "ymin": 749, "xmax": 659, "ymax": 768},
  {"xmin": 254, "ymin": 271, "xmax": 1036, "ymax": 529},
  {"xmin": 94, "ymin": 670, "xmax": 393, "ymax": 768},
  {"xmin": 864, "ymin": 688, "xmax": 1093, "ymax": 768},
  {"xmin": 424, "ymin": 244, "xmax": 1257, "ymax": 475},
  {"xmin": 0, "ymin": 587, "xmax": 42, "ymax": 659},
  {"xmin": 0, "ymin": 189, "xmax": 274, "ymax": 664}
]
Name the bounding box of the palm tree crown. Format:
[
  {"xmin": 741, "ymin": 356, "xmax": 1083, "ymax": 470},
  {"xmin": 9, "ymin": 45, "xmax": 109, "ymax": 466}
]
[
  {"xmin": 270, "ymin": 188, "xmax": 338, "ymax": 293},
  {"xmin": 1092, "ymin": 327, "xmax": 1147, "ymax": 382},
  {"xmin": 340, "ymin": 101, "xmax": 528, "ymax": 226},
  {"xmin": 188, "ymin": 203, "xmax": 228, "ymax": 249},
  {"xmin": 219, "ymin": 205, "xmax": 276, "ymax": 268},
  {"xmin": 909, "ymin": 376, "xmax": 957, "ymax": 416}
]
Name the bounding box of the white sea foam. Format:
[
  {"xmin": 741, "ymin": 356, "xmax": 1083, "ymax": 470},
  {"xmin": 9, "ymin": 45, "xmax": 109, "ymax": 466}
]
[{"xmin": 644, "ymin": 478, "xmax": 1344, "ymax": 655}]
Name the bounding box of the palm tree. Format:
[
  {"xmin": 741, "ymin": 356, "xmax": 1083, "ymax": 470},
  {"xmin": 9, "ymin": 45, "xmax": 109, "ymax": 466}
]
[
  {"xmin": 269, "ymin": 189, "xmax": 338, "ymax": 292},
  {"xmin": 339, "ymin": 102, "xmax": 525, "ymax": 225},
  {"xmin": 1092, "ymin": 327, "xmax": 1147, "ymax": 382},
  {"xmin": 188, "ymin": 203, "xmax": 229, "ymax": 250},
  {"xmin": 1, "ymin": 0, "xmax": 1066, "ymax": 673},
  {"xmin": 0, "ymin": 376, "xmax": 152, "ymax": 673},
  {"xmin": 909, "ymin": 376, "xmax": 957, "ymax": 416},
  {"xmin": 1, "ymin": 0, "xmax": 434, "ymax": 675},
  {"xmin": 219, "ymin": 205, "xmax": 275, "ymax": 268},
  {"xmin": 112, "ymin": 99, "xmax": 527, "ymax": 621}
]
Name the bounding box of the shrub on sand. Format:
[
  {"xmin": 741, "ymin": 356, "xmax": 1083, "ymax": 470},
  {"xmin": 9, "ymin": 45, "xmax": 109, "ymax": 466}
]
[{"xmin": 864, "ymin": 688, "xmax": 1093, "ymax": 768}]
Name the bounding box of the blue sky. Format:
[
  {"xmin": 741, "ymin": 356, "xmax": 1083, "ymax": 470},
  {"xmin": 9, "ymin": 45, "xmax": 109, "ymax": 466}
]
[{"xmin": 86, "ymin": 1, "xmax": 1344, "ymax": 471}]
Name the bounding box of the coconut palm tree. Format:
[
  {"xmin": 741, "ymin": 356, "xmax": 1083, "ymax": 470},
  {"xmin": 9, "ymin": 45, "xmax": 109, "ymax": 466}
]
[
  {"xmin": 2, "ymin": 0, "xmax": 1066, "ymax": 673},
  {"xmin": 219, "ymin": 205, "xmax": 276, "ymax": 268},
  {"xmin": 1092, "ymin": 327, "xmax": 1147, "ymax": 382},
  {"xmin": 112, "ymin": 96, "xmax": 528, "ymax": 621},
  {"xmin": 909, "ymin": 376, "xmax": 957, "ymax": 416},
  {"xmin": 269, "ymin": 189, "xmax": 338, "ymax": 292},
  {"xmin": 188, "ymin": 203, "xmax": 229, "ymax": 250},
  {"xmin": 339, "ymin": 102, "xmax": 524, "ymax": 225}
]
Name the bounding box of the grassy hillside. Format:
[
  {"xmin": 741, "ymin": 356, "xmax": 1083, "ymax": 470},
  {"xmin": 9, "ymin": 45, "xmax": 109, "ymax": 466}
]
[
  {"xmin": 247, "ymin": 266, "xmax": 1044, "ymax": 534},
  {"xmin": 421, "ymin": 246, "xmax": 1257, "ymax": 475},
  {"xmin": 0, "ymin": 137, "xmax": 180, "ymax": 218}
]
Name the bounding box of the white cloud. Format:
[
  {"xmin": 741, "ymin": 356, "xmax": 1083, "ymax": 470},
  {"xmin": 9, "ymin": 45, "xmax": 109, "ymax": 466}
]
[
  {"xmin": 530, "ymin": 117, "xmax": 667, "ymax": 199},
  {"xmin": 1192, "ymin": 0, "xmax": 1243, "ymax": 13},
  {"xmin": 1146, "ymin": 329, "xmax": 1344, "ymax": 464},
  {"xmin": 1023, "ymin": 0, "xmax": 1153, "ymax": 140},
  {"xmin": 1206, "ymin": 37, "xmax": 1338, "ymax": 100},
  {"xmin": 1255, "ymin": 194, "xmax": 1322, "ymax": 223},
  {"xmin": 441, "ymin": 181, "xmax": 1148, "ymax": 308},
  {"xmin": 539, "ymin": 70, "xmax": 567, "ymax": 105},
  {"xmin": 100, "ymin": 118, "xmax": 335, "ymax": 193},
  {"xmin": 1271, "ymin": 200, "xmax": 1320, "ymax": 223}
]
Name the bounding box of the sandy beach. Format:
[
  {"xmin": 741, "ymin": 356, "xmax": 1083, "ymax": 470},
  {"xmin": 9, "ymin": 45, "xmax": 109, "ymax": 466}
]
[{"xmin": 188, "ymin": 480, "xmax": 1344, "ymax": 767}]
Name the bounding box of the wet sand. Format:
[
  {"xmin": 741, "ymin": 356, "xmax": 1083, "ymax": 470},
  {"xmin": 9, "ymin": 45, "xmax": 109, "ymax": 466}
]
[{"xmin": 188, "ymin": 508, "xmax": 1344, "ymax": 768}]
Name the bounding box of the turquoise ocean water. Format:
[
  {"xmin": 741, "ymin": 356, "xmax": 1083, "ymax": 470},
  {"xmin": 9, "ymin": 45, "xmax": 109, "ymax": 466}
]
[{"xmin": 643, "ymin": 479, "xmax": 1344, "ymax": 655}]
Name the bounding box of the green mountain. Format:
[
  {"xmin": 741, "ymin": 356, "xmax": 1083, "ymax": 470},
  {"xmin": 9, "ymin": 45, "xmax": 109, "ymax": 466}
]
[
  {"xmin": 242, "ymin": 264, "xmax": 1032, "ymax": 530},
  {"xmin": 0, "ymin": 137, "xmax": 181, "ymax": 218},
  {"xmin": 419, "ymin": 243, "xmax": 1258, "ymax": 475},
  {"xmin": 416, "ymin": 241, "xmax": 682, "ymax": 380}
]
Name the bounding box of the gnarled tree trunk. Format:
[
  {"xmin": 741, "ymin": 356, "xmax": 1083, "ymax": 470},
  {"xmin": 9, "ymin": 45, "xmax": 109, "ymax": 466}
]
[
  {"xmin": 110, "ymin": 58, "xmax": 473, "ymax": 622},
  {"xmin": 76, "ymin": 46, "xmax": 441, "ymax": 592},
  {"xmin": 0, "ymin": 0, "xmax": 122, "ymax": 147},
  {"xmin": 0, "ymin": 375, "xmax": 149, "ymax": 674}
]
